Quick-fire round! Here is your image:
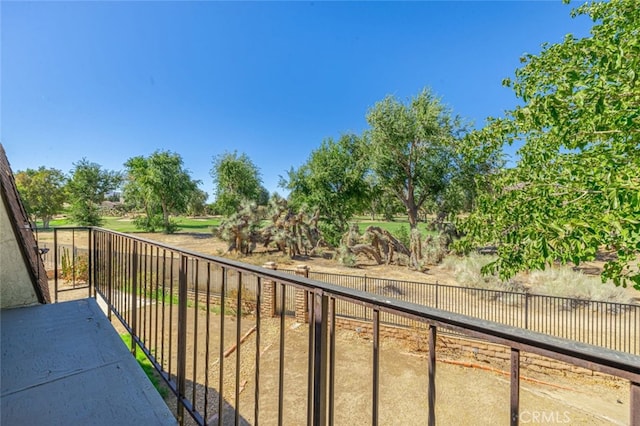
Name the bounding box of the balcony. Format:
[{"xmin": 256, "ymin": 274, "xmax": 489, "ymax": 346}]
[
  {"xmin": 7, "ymin": 226, "xmax": 633, "ymax": 425},
  {"xmin": 0, "ymin": 298, "xmax": 176, "ymax": 425}
]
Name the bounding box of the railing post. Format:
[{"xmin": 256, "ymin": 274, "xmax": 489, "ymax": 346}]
[
  {"xmin": 434, "ymin": 282, "xmax": 439, "ymax": 310},
  {"xmin": 107, "ymin": 233, "xmax": 112, "ymax": 321},
  {"xmin": 88, "ymin": 228, "xmax": 94, "ymax": 299},
  {"xmin": 524, "ymin": 293, "xmax": 529, "ymax": 330},
  {"xmin": 510, "ymin": 349, "xmax": 520, "ymax": 426},
  {"xmin": 72, "ymin": 229, "xmax": 77, "ymax": 288},
  {"xmin": 328, "ymin": 298, "xmax": 336, "ymax": 425},
  {"xmin": 261, "ymin": 262, "xmax": 277, "ymax": 317},
  {"xmin": 176, "ymin": 254, "xmax": 188, "ymax": 424},
  {"xmin": 312, "ymin": 291, "xmax": 328, "ymax": 426},
  {"xmin": 631, "ymin": 382, "xmax": 639, "ymax": 426},
  {"xmin": 428, "ymin": 324, "xmax": 436, "ymax": 426},
  {"xmin": 373, "ymin": 309, "xmax": 380, "ymax": 425},
  {"xmin": 131, "ymin": 241, "xmax": 138, "ymax": 355},
  {"xmin": 53, "ymin": 228, "xmax": 58, "ymax": 303},
  {"xmin": 295, "ymin": 265, "xmax": 310, "ymax": 323}
]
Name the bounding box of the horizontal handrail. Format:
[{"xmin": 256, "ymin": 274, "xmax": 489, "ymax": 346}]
[
  {"xmin": 49, "ymin": 227, "xmax": 640, "ymax": 425},
  {"xmin": 86, "ymin": 227, "xmax": 639, "ymax": 380}
]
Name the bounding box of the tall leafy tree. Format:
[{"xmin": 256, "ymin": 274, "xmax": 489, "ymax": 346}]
[
  {"xmin": 459, "ymin": 0, "xmax": 640, "ymax": 288},
  {"xmin": 124, "ymin": 151, "xmax": 199, "ymax": 233},
  {"xmin": 15, "ymin": 167, "xmax": 66, "ymax": 228},
  {"xmin": 186, "ymin": 188, "xmax": 209, "ymax": 217},
  {"xmin": 211, "ymin": 151, "xmax": 263, "ymax": 216},
  {"xmin": 366, "ymin": 89, "xmax": 464, "ymax": 266},
  {"xmin": 283, "ymin": 134, "xmax": 370, "ymax": 246},
  {"xmin": 66, "ymin": 159, "xmax": 121, "ymax": 226}
]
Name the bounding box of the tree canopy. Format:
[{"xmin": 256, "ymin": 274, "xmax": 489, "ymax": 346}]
[
  {"xmin": 366, "ymin": 89, "xmax": 465, "ymax": 267},
  {"xmin": 124, "ymin": 150, "xmax": 199, "ymax": 233},
  {"xmin": 211, "ymin": 151, "xmax": 265, "ymax": 216},
  {"xmin": 15, "ymin": 167, "xmax": 66, "ymax": 228},
  {"xmin": 66, "ymin": 159, "xmax": 121, "ymax": 226},
  {"xmin": 283, "ymin": 134, "xmax": 370, "ymax": 246},
  {"xmin": 459, "ymin": 0, "xmax": 640, "ymax": 288}
]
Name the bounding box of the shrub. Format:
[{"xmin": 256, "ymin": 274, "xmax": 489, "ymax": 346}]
[
  {"xmin": 60, "ymin": 247, "xmax": 89, "ymax": 283},
  {"xmin": 319, "ymin": 221, "xmax": 343, "ymax": 248},
  {"xmin": 336, "ymin": 245, "xmax": 357, "ymax": 268},
  {"xmin": 133, "ymin": 214, "xmax": 164, "ymax": 232},
  {"xmin": 441, "ymin": 252, "xmax": 523, "ymax": 292},
  {"xmin": 394, "ymin": 225, "xmax": 410, "ymax": 249},
  {"xmin": 442, "ymin": 253, "xmax": 631, "ymax": 303},
  {"xmin": 527, "ymin": 268, "xmax": 629, "ymax": 303},
  {"xmin": 422, "ymin": 232, "xmax": 449, "ymax": 265}
]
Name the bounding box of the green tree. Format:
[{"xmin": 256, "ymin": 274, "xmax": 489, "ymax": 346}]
[
  {"xmin": 459, "ymin": 0, "xmax": 640, "ymax": 288},
  {"xmin": 211, "ymin": 151, "xmax": 263, "ymax": 216},
  {"xmin": 283, "ymin": 134, "xmax": 370, "ymax": 246},
  {"xmin": 15, "ymin": 167, "xmax": 66, "ymax": 228},
  {"xmin": 186, "ymin": 188, "xmax": 209, "ymax": 217},
  {"xmin": 366, "ymin": 89, "xmax": 464, "ymax": 267},
  {"xmin": 425, "ymin": 139, "xmax": 502, "ymax": 226},
  {"xmin": 66, "ymin": 159, "xmax": 121, "ymax": 226},
  {"xmin": 124, "ymin": 151, "xmax": 199, "ymax": 233}
]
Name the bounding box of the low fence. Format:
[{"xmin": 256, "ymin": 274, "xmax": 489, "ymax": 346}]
[
  {"xmin": 287, "ymin": 269, "xmax": 640, "ymax": 355},
  {"xmin": 48, "ymin": 227, "xmax": 640, "ymax": 426},
  {"xmin": 41, "ymin": 228, "xmax": 639, "ymax": 355}
]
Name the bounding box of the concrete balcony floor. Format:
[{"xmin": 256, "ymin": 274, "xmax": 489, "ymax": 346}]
[{"xmin": 1, "ymin": 299, "xmax": 176, "ymax": 425}]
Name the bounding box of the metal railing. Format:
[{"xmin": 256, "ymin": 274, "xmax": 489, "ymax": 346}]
[
  {"xmin": 44, "ymin": 230, "xmax": 639, "ymax": 355},
  {"xmin": 48, "ymin": 227, "xmax": 640, "ymax": 425},
  {"xmin": 284, "ymin": 270, "xmax": 640, "ymax": 355}
]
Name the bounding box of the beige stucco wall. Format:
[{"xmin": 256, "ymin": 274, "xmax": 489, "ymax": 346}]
[{"xmin": 0, "ymin": 194, "xmax": 39, "ymax": 308}]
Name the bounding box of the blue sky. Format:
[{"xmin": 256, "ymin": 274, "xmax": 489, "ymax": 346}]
[{"xmin": 1, "ymin": 1, "xmax": 592, "ymax": 199}]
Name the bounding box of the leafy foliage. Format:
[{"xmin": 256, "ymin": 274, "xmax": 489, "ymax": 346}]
[
  {"xmin": 66, "ymin": 159, "xmax": 121, "ymax": 226},
  {"xmin": 366, "ymin": 88, "xmax": 466, "ymax": 267},
  {"xmin": 458, "ymin": 0, "xmax": 640, "ymax": 289},
  {"xmin": 283, "ymin": 134, "xmax": 370, "ymax": 246},
  {"xmin": 211, "ymin": 151, "xmax": 265, "ymax": 216},
  {"xmin": 124, "ymin": 151, "xmax": 200, "ymax": 233},
  {"xmin": 186, "ymin": 188, "xmax": 209, "ymax": 216},
  {"xmin": 364, "ymin": 174, "xmax": 404, "ymax": 221},
  {"xmin": 15, "ymin": 167, "xmax": 66, "ymax": 228}
]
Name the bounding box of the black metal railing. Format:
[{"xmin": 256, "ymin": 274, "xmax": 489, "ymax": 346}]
[
  {"xmin": 46, "ymin": 227, "xmax": 640, "ymax": 426},
  {"xmin": 279, "ymin": 268, "xmax": 640, "ymax": 355}
]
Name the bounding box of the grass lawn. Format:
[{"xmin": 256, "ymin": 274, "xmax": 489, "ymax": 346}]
[
  {"xmin": 120, "ymin": 334, "xmax": 169, "ymax": 398},
  {"xmin": 350, "ymin": 216, "xmax": 436, "ymax": 236},
  {"xmin": 36, "ymin": 216, "xmax": 221, "ymax": 234},
  {"xmin": 39, "ymin": 214, "xmax": 436, "ymax": 239}
]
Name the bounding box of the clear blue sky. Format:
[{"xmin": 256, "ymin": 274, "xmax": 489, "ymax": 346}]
[{"xmin": 1, "ymin": 1, "xmax": 592, "ymax": 199}]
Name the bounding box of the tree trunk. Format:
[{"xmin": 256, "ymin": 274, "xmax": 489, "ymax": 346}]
[
  {"xmin": 407, "ymin": 204, "xmax": 421, "ymax": 269},
  {"xmin": 162, "ymin": 202, "xmax": 170, "ymax": 231},
  {"xmin": 409, "ymin": 228, "xmax": 422, "ymax": 270}
]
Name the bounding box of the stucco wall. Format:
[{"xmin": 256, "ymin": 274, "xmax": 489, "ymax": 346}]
[{"xmin": 0, "ymin": 195, "xmax": 38, "ymax": 308}]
